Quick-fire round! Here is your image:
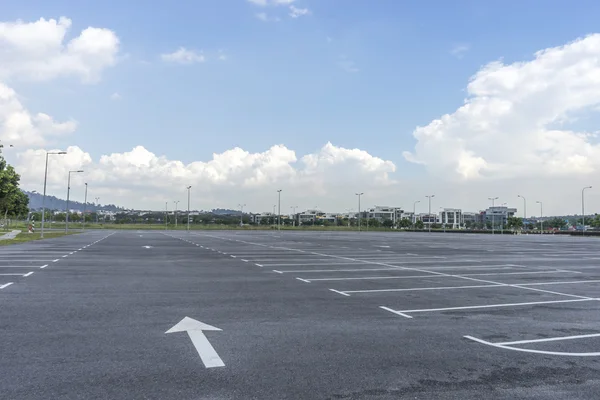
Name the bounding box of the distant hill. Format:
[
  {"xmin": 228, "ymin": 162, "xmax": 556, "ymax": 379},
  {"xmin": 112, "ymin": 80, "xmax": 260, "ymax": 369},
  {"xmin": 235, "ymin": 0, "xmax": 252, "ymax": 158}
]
[{"xmin": 23, "ymin": 190, "xmax": 125, "ymax": 212}]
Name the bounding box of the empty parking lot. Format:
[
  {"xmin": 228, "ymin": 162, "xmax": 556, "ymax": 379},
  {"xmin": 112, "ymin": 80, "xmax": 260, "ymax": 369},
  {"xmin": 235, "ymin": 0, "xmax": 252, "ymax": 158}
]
[{"xmin": 2, "ymin": 230, "xmax": 600, "ymax": 399}]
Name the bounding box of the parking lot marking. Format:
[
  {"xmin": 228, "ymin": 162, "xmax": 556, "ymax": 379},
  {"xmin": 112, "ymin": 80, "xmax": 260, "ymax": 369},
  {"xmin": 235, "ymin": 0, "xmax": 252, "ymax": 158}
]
[
  {"xmin": 518, "ymin": 279, "xmax": 600, "ymax": 287},
  {"xmin": 391, "ymin": 298, "xmax": 594, "ymax": 316},
  {"xmin": 329, "ymin": 288, "xmax": 350, "ymax": 297},
  {"xmin": 272, "ymin": 270, "xmax": 283, "ymax": 274},
  {"xmin": 464, "ymin": 335, "xmax": 600, "ymax": 357},
  {"xmin": 0, "ymin": 282, "xmax": 14, "ymax": 289},
  {"xmin": 296, "ymin": 278, "xmax": 311, "ymax": 283},
  {"xmin": 40, "ymin": 265, "xmax": 48, "ymax": 269},
  {"xmin": 53, "ymin": 259, "xmax": 59, "ymax": 262},
  {"xmin": 499, "ymin": 332, "xmax": 600, "ymax": 346},
  {"xmin": 0, "ymin": 273, "xmax": 26, "ymax": 276},
  {"xmin": 379, "ymin": 306, "xmax": 413, "ymax": 319},
  {"xmin": 344, "ymin": 283, "xmax": 504, "ymax": 294},
  {"xmin": 276, "ymin": 267, "xmax": 397, "ymax": 273},
  {"xmin": 23, "ymin": 272, "xmax": 34, "ymax": 277}
]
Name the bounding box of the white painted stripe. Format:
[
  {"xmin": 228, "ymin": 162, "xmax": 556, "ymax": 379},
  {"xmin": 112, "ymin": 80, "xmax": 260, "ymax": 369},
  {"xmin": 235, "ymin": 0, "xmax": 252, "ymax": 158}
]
[
  {"xmin": 296, "ymin": 277, "xmax": 311, "ymax": 283},
  {"xmin": 272, "ymin": 270, "xmax": 283, "ymax": 274},
  {"xmin": 278, "ymin": 267, "xmax": 400, "ymax": 273},
  {"xmin": 53, "ymin": 259, "xmax": 59, "ymax": 262},
  {"xmin": 255, "ymin": 263, "xmax": 263, "ymax": 267},
  {"xmin": 518, "ymin": 279, "xmax": 600, "ymax": 287},
  {"xmin": 464, "ymin": 335, "xmax": 600, "ymax": 357},
  {"xmin": 0, "ymin": 282, "xmax": 14, "ymax": 289},
  {"xmin": 498, "ymin": 332, "xmax": 600, "ymax": 346},
  {"xmin": 241, "ymin": 259, "xmax": 248, "ymax": 262},
  {"xmin": 379, "ymin": 306, "xmax": 413, "ymax": 319},
  {"xmin": 23, "ymin": 272, "xmax": 34, "ymax": 277},
  {"xmin": 329, "ymin": 288, "xmax": 350, "ymax": 297},
  {"xmin": 344, "ymin": 284, "xmax": 503, "ymax": 294},
  {"xmin": 397, "ymin": 298, "xmax": 593, "ymax": 314},
  {"xmin": 62, "ymin": 255, "xmax": 68, "ymax": 258},
  {"xmin": 40, "ymin": 265, "xmax": 48, "ymax": 269},
  {"xmin": 230, "ymin": 255, "xmax": 236, "ymax": 258},
  {"xmin": 0, "ymin": 273, "xmax": 25, "ymax": 276}
]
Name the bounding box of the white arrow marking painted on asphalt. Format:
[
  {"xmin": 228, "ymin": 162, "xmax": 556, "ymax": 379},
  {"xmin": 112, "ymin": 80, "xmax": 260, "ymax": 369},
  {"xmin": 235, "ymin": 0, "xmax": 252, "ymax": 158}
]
[{"xmin": 166, "ymin": 317, "xmax": 225, "ymax": 368}]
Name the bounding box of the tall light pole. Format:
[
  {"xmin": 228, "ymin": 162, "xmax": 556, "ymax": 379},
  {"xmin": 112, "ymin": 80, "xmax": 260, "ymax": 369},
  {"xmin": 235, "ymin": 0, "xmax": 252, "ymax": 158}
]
[
  {"xmin": 277, "ymin": 189, "xmax": 282, "ymax": 231},
  {"xmin": 488, "ymin": 197, "xmax": 499, "ymax": 235},
  {"xmin": 313, "ymin": 205, "xmax": 318, "ymax": 227},
  {"xmin": 582, "ymin": 186, "xmax": 592, "ymax": 235},
  {"xmin": 356, "ymin": 193, "xmax": 363, "ymax": 231},
  {"xmin": 290, "ymin": 206, "xmax": 298, "ymax": 227},
  {"xmin": 187, "ymin": 186, "xmax": 192, "ymax": 231},
  {"xmin": 239, "ymin": 203, "xmax": 246, "ymax": 227},
  {"xmin": 41, "ymin": 151, "xmax": 67, "ymax": 238},
  {"xmin": 165, "ymin": 202, "xmax": 168, "ymax": 230},
  {"xmin": 83, "ymin": 183, "xmax": 88, "ymax": 230},
  {"xmin": 413, "ymin": 200, "xmax": 420, "ymax": 228},
  {"xmin": 501, "ymin": 202, "xmax": 507, "ymax": 234},
  {"xmin": 536, "ymin": 200, "xmax": 543, "ymax": 233},
  {"xmin": 65, "ymin": 170, "xmax": 83, "ymax": 233},
  {"xmin": 517, "ymin": 195, "xmax": 527, "ymax": 219},
  {"xmin": 95, "ymin": 197, "xmax": 100, "ymax": 224},
  {"xmin": 425, "ymin": 195, "xmax": 435, "ymax": 232},
  {"xmin": 174, "ymin": 200, "xmax": 180, "ymax": 228}
]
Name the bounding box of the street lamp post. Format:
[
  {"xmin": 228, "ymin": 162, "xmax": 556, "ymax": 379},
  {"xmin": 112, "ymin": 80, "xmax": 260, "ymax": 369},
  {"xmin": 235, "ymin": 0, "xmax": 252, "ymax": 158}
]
[
  {"xmin": 186, "ymin": 186, "xmax": 192, "ymax": 231},
  {"xmin": 238, "ymin": 203, "xmax": 246, "ymax": 227},
  {"xmin": 517, "ymin": 194, "xmax": 527, "ymax": 230},
  {"xmin": 290, "ymin": 206, "xmax": 298, "ymax": 227},
  {"xmin": 277, "ymin": 189, "xmax": 282, "ymax": 231},
  {"xmin": 95, "ymin": 197, "xmax": 100, "ymax": 224},
  {"xmin": 165, "ymin": 202, "xmax": 168, "ymax": 230},
  {"xmin": 582, "ymin": 186, "xmax": 592, "ymax": 235},
  {"xmin": 536, "ymin": 201, "xmax": 543, "ymax": 233},
  {"xmin": 501, "ymin": 202, "xmax": 507, "ymax": 234},
  {"xmin": 41, "ymin": 151, "xmax": 67, "ymax": 238},
  {"xmin": 425, "ymin": 195, "xmax": 435, "ymax": 233},
  {"xmin": 65, "ymin": 170, "xmax": 84, "ymax": 233},
  {"xmin": 174, "ymin": 200, "xmax": 180, "ymax": 228},
  {"xmin": 83, "ymin": 183, "xmax": 88, "ymax": 230},
  {"xmin": 356, "ymin": 193, "xmax": 363, "ymax": 231},
  {"xmin": 488, "ymin": 197, "xmax": 499, "ymax": 235},
  {"xmin": 413, "ymin": 200, "xmax": 420, "ymax": 228}
]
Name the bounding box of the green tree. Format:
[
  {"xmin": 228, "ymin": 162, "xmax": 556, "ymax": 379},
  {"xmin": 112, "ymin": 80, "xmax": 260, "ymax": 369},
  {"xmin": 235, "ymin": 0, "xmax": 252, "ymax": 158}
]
[
  {"xmin": 545, "ymin": 217, "xmax": 567, "ymax": 229},
  {"xmin": 506, "ymin": 216, "xmax": 523, "ymax": 230},
  {"xmin": 0, "ymin": 156, "xmax": 29, "ymax": 218},
  {"xmin": 398, "ymin": 218, "xmax": 412, "ymax": 229},
  {"xmin": 415, "ymin": 220, "xmax": 424, "ymax": 229},
  {"xmin": 382, "ymin": 219, "xmax": 394, "ymax": 228}
]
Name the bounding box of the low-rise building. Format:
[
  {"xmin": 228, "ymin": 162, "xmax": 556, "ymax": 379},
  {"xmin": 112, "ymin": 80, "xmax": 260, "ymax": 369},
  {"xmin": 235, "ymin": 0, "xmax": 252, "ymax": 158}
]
[{"xmin": 439, "ymin": 208, "xmax": 462, "ymax": 229}]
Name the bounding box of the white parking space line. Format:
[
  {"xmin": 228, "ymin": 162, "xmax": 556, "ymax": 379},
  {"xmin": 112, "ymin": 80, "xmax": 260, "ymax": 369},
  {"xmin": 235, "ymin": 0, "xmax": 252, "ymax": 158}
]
[
  {"xmin": 305, "ymin": 270, "xmax": 578, "ymax": 282},
  {"xmin": 387, "ymin": 298, "xmax": 595, "ymax": 316},
  {"xmin": 379, "ymin": 306, "xmax": 413, "ymax": 319},
  {"xmin": 277, "ymin": 267, "xmax": 398, "ymax": 273},
  {"xmin": 0, "ymin": 282, "xmax": 14, "ymax": 289},
  {"xmin": 0, "ymin": 273, "xmax": 26, "ymax": 276},
  {"xmin": 329, "ymin": 288, "xmax": 350, "ymax": 297},
  {"xmin": 344, "ymin": 284, "xmax": 504, "ymax": 294},
  {"xmin": 296, "ymin": 277, "xmax": 311, "ymax": 283},
  {"xmin": 498, "ymin": 332, "xmax": 600, "ymax": 346},
  {"xmin": 517, "ymin": 279, "xmax": 600, "ymax": 286},
  {"xmin": 23, "ymin": 272, "xmax": 34, "ymax": 277}
]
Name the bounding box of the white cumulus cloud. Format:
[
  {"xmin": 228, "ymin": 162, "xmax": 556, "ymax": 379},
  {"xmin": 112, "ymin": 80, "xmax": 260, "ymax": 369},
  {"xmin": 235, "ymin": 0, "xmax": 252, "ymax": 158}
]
[
  {"xmin": 0, "ymin": 17, "xmax": 120, "ymax": 83},
  {"xmin": 11, "ymin": 142, "xmax": 397, "ymax": 210},
  {"xmin": 403, "ymin": 34, "xmax": 600, "ymax": 181},
  {"xmin": 289, "ymin": 5, "xmax": 310, "ymax": 18},
  {"xmin": 161, "ymin": 47, "xmax": 205, "ymax": 64},
  {"xmin": 0, "ymin": 82, "xmax": 77, "ymax": 147}
]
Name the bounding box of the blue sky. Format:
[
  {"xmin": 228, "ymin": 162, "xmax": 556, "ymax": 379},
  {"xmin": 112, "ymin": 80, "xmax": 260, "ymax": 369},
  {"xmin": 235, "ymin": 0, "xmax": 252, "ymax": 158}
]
[
  {"xmin": 6, "ymin": 0, "xmax": 598, "ymax": 163},
  {"xmin": 4, "ymin": 0, "xmax": 600, "ymax": 214}
]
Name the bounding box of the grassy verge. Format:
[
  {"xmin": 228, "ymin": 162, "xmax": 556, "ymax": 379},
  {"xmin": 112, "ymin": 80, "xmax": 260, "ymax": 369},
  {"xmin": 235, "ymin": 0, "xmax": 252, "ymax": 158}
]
[{"xmin": 0, "ymin": 231, "xmax": 82, "ymax": 246}]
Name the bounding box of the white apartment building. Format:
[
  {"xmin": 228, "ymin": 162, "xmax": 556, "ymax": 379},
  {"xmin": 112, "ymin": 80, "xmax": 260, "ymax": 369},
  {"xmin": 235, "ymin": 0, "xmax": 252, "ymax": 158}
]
[
  {"xmin": 365, "ymin": 206, "xmax": 404, "ymax": 225},
  {"xmin": 439, "ymin": 208, "xmax": 462, "ymax": 229}
]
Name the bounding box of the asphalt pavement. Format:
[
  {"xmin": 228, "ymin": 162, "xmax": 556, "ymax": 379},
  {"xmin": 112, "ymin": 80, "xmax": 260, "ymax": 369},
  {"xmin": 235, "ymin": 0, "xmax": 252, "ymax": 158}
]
[{"xmin": 2, "ymin": 229, "xmax": 600, "ymax": 399}]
